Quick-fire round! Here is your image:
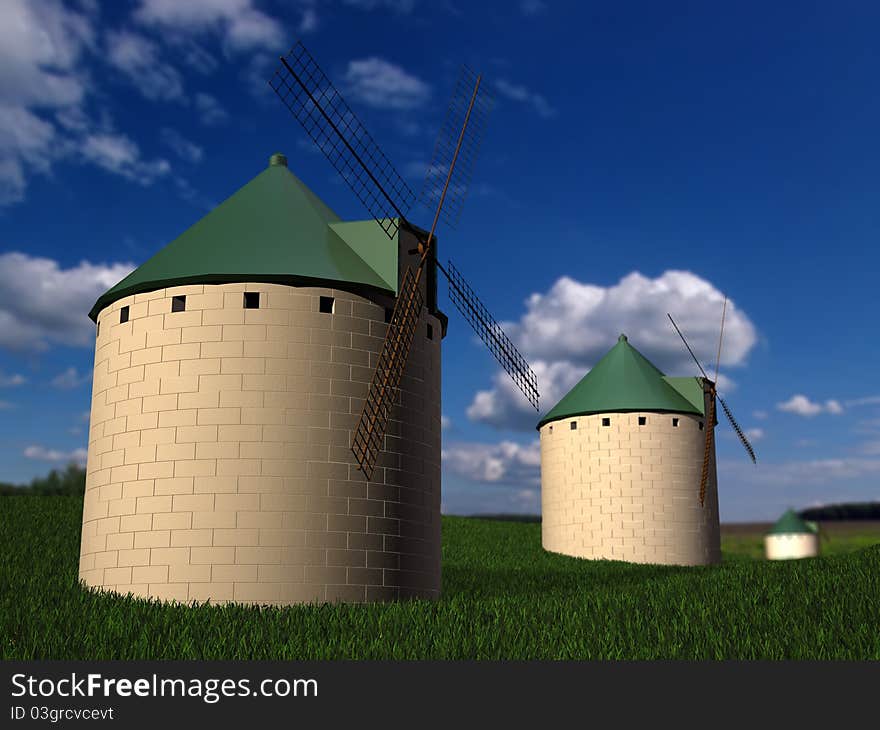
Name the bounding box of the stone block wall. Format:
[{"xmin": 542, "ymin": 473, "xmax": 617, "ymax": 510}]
[
  {"xmin": 79, "ymin": 282, "xmax": 442, "ymax": 604},
  {"xmin": 539, "ymin": 411, "xmax": 721, "ymax": 566}
]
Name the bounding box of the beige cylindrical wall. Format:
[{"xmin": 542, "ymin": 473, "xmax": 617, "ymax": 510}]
[
  {"xmin": 79, "ymin": 281, "xmax": 442, "ymax": 605},
  {"xmin": 539, "ymin": 411, "xmax": 721, "ymax": 566},
  {"xmin": 764, "ymin": 533, "xmax": 818, "ymax": 560}
]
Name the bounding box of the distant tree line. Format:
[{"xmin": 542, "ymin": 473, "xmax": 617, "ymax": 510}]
[
  {"xmin": 799, "ymin": 503, "xmax": 880, "ymax": 521},
  {"xmin": 1, "ymin": 465, "xmax": 878, "ymax": 522},
  {"xmin": 0, "ymin": 463, "xmax": 86, "ymax": 496}
]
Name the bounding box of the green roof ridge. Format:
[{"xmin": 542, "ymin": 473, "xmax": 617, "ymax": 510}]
[
  {"xmin": 768, "ymin": 509, "xmax": 818, "ymax": 535},
  {"xmin": 537, "ymin": 334, "xmax": 704, "ymax": 429},
  {"xmin": 89, "ymin": 156, "xmax": 398, "ymax": 320}
]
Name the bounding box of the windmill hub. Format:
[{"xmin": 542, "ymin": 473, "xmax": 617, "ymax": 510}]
[{"xmin": 269, "ymin": 152, "xmax": 288, "ymax": 167}]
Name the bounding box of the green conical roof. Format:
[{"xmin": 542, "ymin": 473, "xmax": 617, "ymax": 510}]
[
  {"xmin": 537, "ymin": 334, "xmax": 704, "ymax": 428},
  {"xmin": 768, "ymin": 509, "xmax": 818, "ymax": 535},
  {"xmin": 89, "ymin": 153, "xmax": 398, "ymax": 320}
]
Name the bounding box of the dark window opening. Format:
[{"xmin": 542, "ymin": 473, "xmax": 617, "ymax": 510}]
[
  {"xmin": 427, "ymin": 323, "xmax": 433, "ymax": 340},
  {"xmin": 120, "ymin": 306, "xmax": 129, "ymax": 324},
  {"xmin": 672, "ymin": 418, "xmax": 679, "ymax": 427},
  {"xmin": 638, "ymin": 416, "xmax": 647, "ymax": 426},
  {"xmin": 699, "ymin": 421, "xmax": 704, "ymax": 430},
  {"xmin": 244, "ymin": 292, "xmax": 260, "ymax": 309},
  {"xmin": 384, "ymin": 307, "xmax": 393, "ymax": 323},
  {"xmin": 96, "ymin": 322, "xmax": 100, "ymax": 336},
  {"xmin": 602, "ymin": 417, "xmax": 610, "ymax": 427},
  {"xmin": 548, "ymin": 425, "xmax": 553, "ymax": 434},
  {"xmin": 172, "ymin": 295, "xmax": 186, "ymax": 312},
  {"xmin": 570, "ymin": 421, "xmax": 577, "ymax": 430},
  {"xmin": 319, "ymin": 296, "xmax": 334, "ymax": 314}
]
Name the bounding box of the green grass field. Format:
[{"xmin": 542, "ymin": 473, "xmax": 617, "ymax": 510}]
[{"xmin": 2, "ymin": 496, "xmax": 879, "ymax": 659}]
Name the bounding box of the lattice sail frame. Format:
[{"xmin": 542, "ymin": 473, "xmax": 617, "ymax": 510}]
[
  {"xmin": 667, "ymin": 313, "xmax": 757, "ymax": 505},
  {"xmin": 420, "ymin": 65, "xmax": 494, "ymax": 229},
  {"xmin": 350, "ymin": 266, "xmax": 424, "ymax": 476},
  {"xmin": 440, "ymin": 260, "xmax": 539, "ymax": 410},
  {"xmin": 269, "ymin": 40, "xmax": 541, "ymax": 478},
  {"xmin": 269, "ymin": 42, "xmax": 416, "ymax": 239}
]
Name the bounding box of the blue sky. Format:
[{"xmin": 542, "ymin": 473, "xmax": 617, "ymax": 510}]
[{"xmin": 2, "ymin": 0, "xmax": 879, "ymax": 521}]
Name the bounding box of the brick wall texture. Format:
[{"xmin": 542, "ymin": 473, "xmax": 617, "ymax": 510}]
[
  {"xmin": 539, "ymin": 410, "xmax": 722, "ymax": 566},
  {"xmin": 79, "ymin": 282, "xmax": 442, "ymax": 604},
  {"xmin": 764, "ymin": 533, "xmax": 818, "ymax": 560}
]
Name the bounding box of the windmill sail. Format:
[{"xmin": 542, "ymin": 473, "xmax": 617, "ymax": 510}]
[
  {"xmin": 439, "ymin": 260, "xmax": 539, "ymax": 410},
  {"xmin": 351, "ymin": 266, "xmax": 424, "ymax": 478},
  {"xmin": 269, "ymin": 40, "xmax": 541, "ymax": 478},
  {"xmin": 420, "ymin": 65, "xmax": 494, "ymax": 230},
  {"xmin": 717, "ymin": 394, "xmax": 757, "ymax": 464},
  {"xmin": 269, "ymin": 41, "xmax": 416, "ymax": 239},
  {"xmin": 667, "ymin": 311, "xmax": 757, "ymax": 504}
]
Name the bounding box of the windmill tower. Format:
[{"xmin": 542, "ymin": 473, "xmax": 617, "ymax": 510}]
[
  {"xmin": 78, "ymin": 41, "xmax": 538, "ymax": 606},
  {"xmin": 539, "ymin": 303, "xmax": 755, "ymax": 566},
  {"xmin": 765, "ymin": 509, "xmax": 820, "ymax": 560}
]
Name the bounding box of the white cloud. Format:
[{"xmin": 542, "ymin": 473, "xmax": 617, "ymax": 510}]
[
  {"xmin": 744, "ymin": 427, "xmax": 764, "ymax": 442},
  {"xmin": 105, "ymin": 30, "xmax": 184, "ymax": 101},
  {"xmin": 134, "ymin": 0, "xmax": 285, "ymax": 52},
  {"xmin": 0, "ymin": 252, "xmax": 135, "ymax": 351},
  {"xmin": 160, "ymin": 127, "xmax": 203, "ymax": 163},
  {"xmin": 80, "ymin": 132, "xmax": 171, "ymax": 184},
  {"xmin": 172, "ymin": 175, "xmax": 216, "ymax": 210},
  {"xmin": 715, "ymin": 457, "xmax": 880, "ymax": 521},
  {"xmin": 0, "ymin": 105, "xmax": 57, "ymax": 203},
  {"xmin": 24, "ymin": 445, "xmax": 88, "ymax": 467},
  {"xmin": 342, "ymin": 0, "xmax": 416, "ymax": 12},
  {"xmin": 0, "ymin": 0, "xmax": 96, "ymax": 204},
  {"xmin": 468, "ymin": 360, "xmax": 583, "ymax": 431},
  {"xmin": 845, "ymin": 395, "xmax": 880, "ymax": 407},
  {"xmin": 0, "ymin": 0, "xmax": 93, "ymax": 108},
  {"xmin": 520, "ymin": 0, "xmax": 547, "ymax": 15},
  {"xmin": 242, "ymin": 52, "xmax": 275, "ymax": 99},
  {"xmin": 468, "ymin": 270, "xmax": 757, "ymax": 431},
  {"xmin": 495, "ymin": 79, "xmax": 557, "ymax": 118},
  {"xmin": 441, "ymin": 415, "xmax": 451, "ymax": 431},
  {"xmin": 176, "ymin": 39, "xmax": 219, "ymax": 75},
  {"xmin": 0, "ymin": 372, "xmax": 26, "ymax": 387},
  {"xmin": 343, "ymin": 58, "xmax": 430, "ymax": 110},
  {"xmin": 826, "ymin": 399, "xmax": 844, "ymax": 415},
  {"xmin": 194, "ymin": 92, "xmax": 229, "ymax": 125},
  {"xmin": 753, "ymin": 410, "xmax": 768, "ymax": 420},
  {"xmin": 51, "ymin": 367, "xmax": 91, "ymax": 389},
  {"xmin": 721, "ymin": 456, "xmax": 880, "ymax": 488},
  {"xmin": 0, "ymin": 2, "xmax": 175, "ymax": 202},
  {"xmin": 299, "ymin": 8, "xmax": 319, "ymax": 33},
  {"xmin": 442, "ymin": 439, "xmax": 540, "ymax": 487},
  {"xmin": 777, "ymin": 395, "xmax": 843, "ymax": 418},
  {"xmin": 402, "ymin": 160, "xmax": 430, "ymax": 179}
]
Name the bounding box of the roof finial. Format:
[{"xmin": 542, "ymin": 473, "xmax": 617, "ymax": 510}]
[
  {"xmin": 618, "ymin": 333, "xmax": 627, "ymax": 343},
  {"xmin": 269, "ymin": 152, "xmax": 288, "ymax": 168}
]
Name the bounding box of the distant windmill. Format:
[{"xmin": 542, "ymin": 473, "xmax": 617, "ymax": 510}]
[
  {"xmin": 269, "ymin": 42, "xmax": 540, "ymax": 480},
  {"xmin": 667, "ymin": 297, "xmax": 757, "ymax": 506}
]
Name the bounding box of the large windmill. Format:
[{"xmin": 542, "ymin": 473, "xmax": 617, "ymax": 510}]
[
  {"xmin": 667, "ymin": 298, "xmax": 757, "ymax": 506},
  {"xmin": 269, "ymin": 42, "xmax": 540, "ymax": 480}
]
